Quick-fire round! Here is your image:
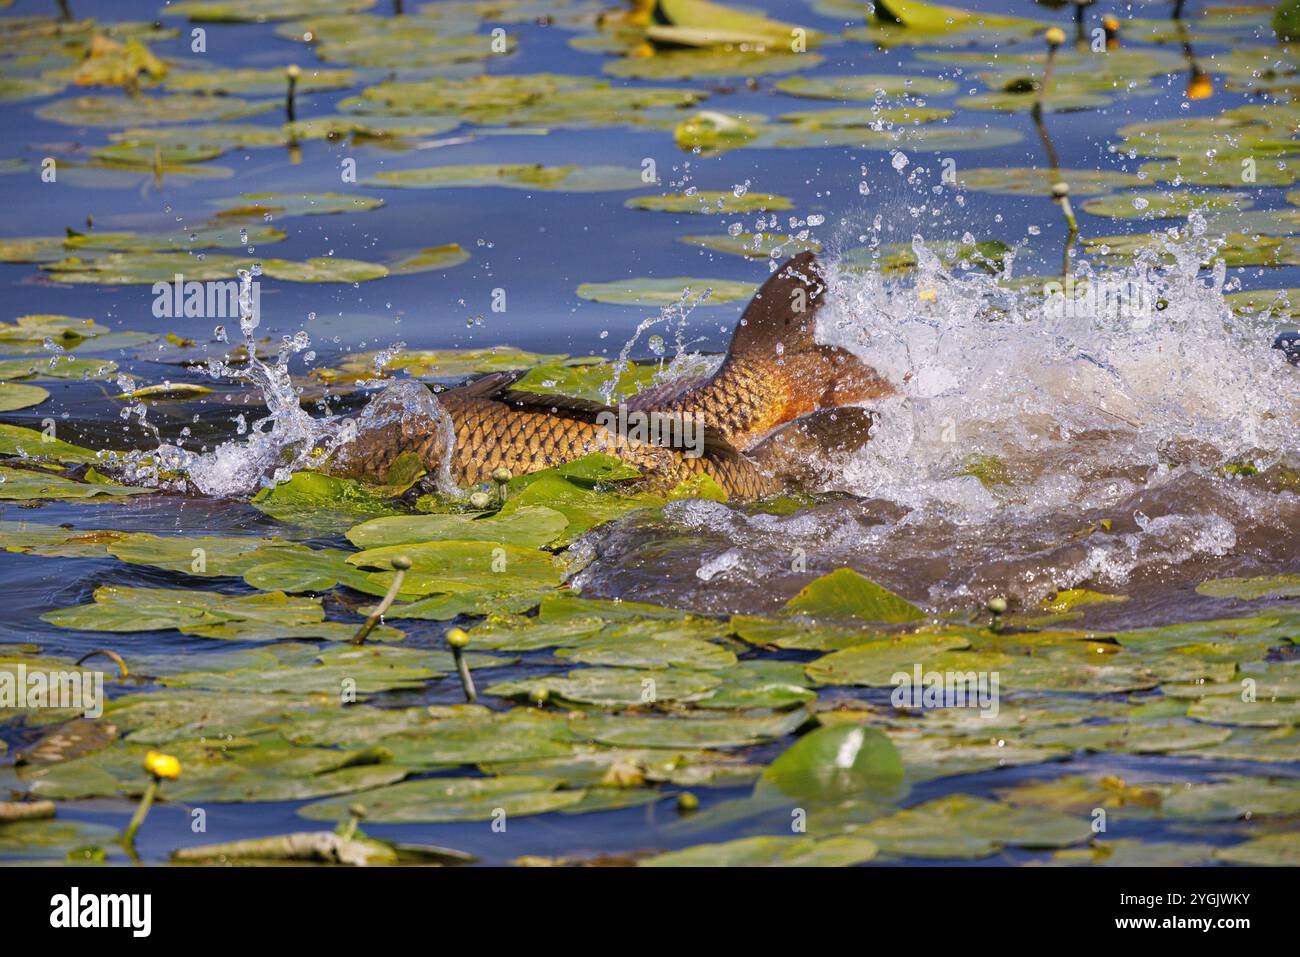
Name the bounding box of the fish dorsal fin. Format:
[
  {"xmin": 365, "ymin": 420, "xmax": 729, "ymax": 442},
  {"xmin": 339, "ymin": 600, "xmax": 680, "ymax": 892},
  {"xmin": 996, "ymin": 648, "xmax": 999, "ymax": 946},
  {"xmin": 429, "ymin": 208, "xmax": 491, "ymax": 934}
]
[
  {"xmin": 624, "ymin": 372, "xmax": 713, "ymax": 411},
  {"xmin": 444, "ymin": 370, "xmax": 527, "ymax": 399},
  {"xmin": 725, "ymin": 250, "xmax": 826, "ymax": 361},
  {"xmin": 494, "ymin": 383, "xmax": 745, "ymax": 458},
  {"xmin": 500, "ymin": 389, "xmax": 614, "ymax": 418}
]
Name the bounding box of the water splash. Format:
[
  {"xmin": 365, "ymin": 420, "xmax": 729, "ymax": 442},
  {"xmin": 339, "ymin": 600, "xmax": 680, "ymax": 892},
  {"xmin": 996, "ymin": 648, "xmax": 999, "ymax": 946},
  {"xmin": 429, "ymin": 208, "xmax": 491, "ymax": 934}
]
[
  {"xmin": 814, "ymin": 216, "xmax": 1300, "ymax": 512},
  {"xmin": 115, "ymin": 269, "xmax": 450, "ymax": 498},
  {"xmin": 575, "ymin": 219, "xmax": 1300, "ymax": 614}
]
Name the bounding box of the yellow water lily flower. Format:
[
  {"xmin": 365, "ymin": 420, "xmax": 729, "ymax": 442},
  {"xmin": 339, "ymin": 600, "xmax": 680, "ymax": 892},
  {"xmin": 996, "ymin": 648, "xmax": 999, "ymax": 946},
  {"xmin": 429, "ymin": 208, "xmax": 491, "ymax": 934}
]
[{"xmin": 144, "ymin": 751, "xmax": 181, "ymax": 781}]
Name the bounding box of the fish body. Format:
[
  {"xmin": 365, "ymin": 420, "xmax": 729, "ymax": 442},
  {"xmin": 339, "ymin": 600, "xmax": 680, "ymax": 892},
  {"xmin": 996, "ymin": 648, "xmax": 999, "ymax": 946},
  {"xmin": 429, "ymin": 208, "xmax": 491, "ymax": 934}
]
[{"xmin": 331, "ymin": 253, "xmax": 888, "ymax": 499}]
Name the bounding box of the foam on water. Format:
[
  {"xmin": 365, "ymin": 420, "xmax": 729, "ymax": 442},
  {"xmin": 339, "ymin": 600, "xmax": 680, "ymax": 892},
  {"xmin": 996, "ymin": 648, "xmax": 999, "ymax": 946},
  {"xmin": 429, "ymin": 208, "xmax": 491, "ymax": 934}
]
[
  {"xmin": 815, "ymin": 215, "xmax": 1300, "ymax": 514},
  {"xmin": 116, "ymin": 269, "xmax": 454, "ymax": 498},
  {"xmin": 575, "ymin": 218, "xmax": 1300, "ymax": 612}
]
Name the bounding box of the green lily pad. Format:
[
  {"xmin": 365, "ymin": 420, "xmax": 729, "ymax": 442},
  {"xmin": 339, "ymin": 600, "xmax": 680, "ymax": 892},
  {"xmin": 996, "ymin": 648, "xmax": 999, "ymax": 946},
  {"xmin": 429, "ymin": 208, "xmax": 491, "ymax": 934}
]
[
  {"xmin": 853, "ymin": 794, "xmax": 1091, "ymax": 859},
  {"xmin": 1213, "ymin": 832, "xmax": 1300, "ymax": 866},
  {"xmin": 804, "ymin": 631, "xmax": 971, "ymax": 686},
  {"xmin": 698, "ymin": 660, "xmax": 816, "ymax": 710},
  {"xmin": 166, "ymin": 0, "xmax": 376, "ymax": 22},
  {"xmin": 1081, "ymin": 190, "xmax": 1254, "ymax": 220},
  {"xmin": 250, "ymin": 470, "xmax": 406, "ymax": 534},
  {"xmin": 386, "ymin": 244, "xmax": 470, "ymax": 275},
  {"xmin": 680, "ymin": 232, "xmax": 821, "ymax": 259},
  {"xmin": 346, "ymin": 506, "xmax": 569, "ymax": 550},
  {"xmin": 43, "ymin": 252, "xmax": 388, "ymax": 285},
  {"xmin": 1026, "ymin": 721, "xmax": 1234, "ymax": 753},
  {"xmin": 0, "ymin": 818, "xmax": 121, "ymax": 862},
  {"xmin": 1187, "ymin": 696, "xmax": 1300, "ymax": 728},
  {"xmin": 41, "ymin": 584, "xmax": 326, "ymax": 634},
  {"xmin": 956, "ymin": 167, "xmax": 1144, "ymax": 196},
  {"xmin": 1047, "ymin": 839, "xmax": 1217, "ymax": 867},
  {"xmin": 165, "ymin": 66, "xmax": 355, "ymax": 95},
  {"xmin": 605, "ymin": 49, "xmax": 822, "ymax": 80},
  {"xmin": 0, "ymin": 356, "xmax": 118, "ymax": 380},
  {"xmin": 1141, "ymin": 156, "xmax": 1297, "ymax": 188},
  {"xmin": 1225, "ymin": 288, "xmax": 1300, "ymax": 320},
  {"xmin": 626, "ymin": 191, "xmax": 793, "ymax": 214},
  {"xmin": 0, "ymin": 466, "xmax": 147, "ymax": 501},
  {"xmin": 1196, "ymin": 574, "xmax": 1300, "ymax": 601},
  {"xmin": 784, "ymin": 568, "xmax": 927, "ymax": 623},
  {"xmin": 36, "ymin": 93, "xmax": 275, "ymax": 127},
  {"xmin": 642, "ymin": 834, "xmax": 879, "ymax": 866},
  {"xmin": 21, "ymin": 739, "xmax": 406, "ymax": 804},
  {"xmin": 759, "ymin": 723, "xmax": 904, "ymax": 802},
  {"xmin": 775, "ymin": 74, "xmax": 956, "ymax": 100},
  {"xmin": 371, "ymin": 164, "xmax": 646, "ymax": 192},
  {"xmin": 557, "ymin": 635, "xmax": 737, "ymax": 670},
  {"xmin": 570, "ymin": 708, "xmax": 808, "ymax": 749},
  {"xmin": 210, "ymin": 191, "xmax": 384, "ymax": 220},
  {"xmin": 347, "ymin": 539, "xmax": 564, "ymax": 599},
  {"xmin": 487, "ymin": 667, "xmax": 723, "ymax": 708},
  {"xmin": 298, "ymin": 775, "xmax": 584, "ymax": 823},
  {"xmin": 0, "ymin": 423, "xmax": 99, "ymax": 463},
  {"xmin": 575, "ymin": 277, "xmax": 755, "ymax": 306},
  {"xmin": 349, "ymin": 73, "xmax": 707, "ymax": 129}
]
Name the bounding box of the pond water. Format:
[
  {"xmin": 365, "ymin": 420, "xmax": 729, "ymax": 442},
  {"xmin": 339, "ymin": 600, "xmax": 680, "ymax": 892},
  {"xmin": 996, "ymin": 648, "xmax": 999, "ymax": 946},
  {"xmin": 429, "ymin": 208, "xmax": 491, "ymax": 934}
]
[{"xmin": 0, "ymin": 0, "xmax": 1297, "ymax": 867}]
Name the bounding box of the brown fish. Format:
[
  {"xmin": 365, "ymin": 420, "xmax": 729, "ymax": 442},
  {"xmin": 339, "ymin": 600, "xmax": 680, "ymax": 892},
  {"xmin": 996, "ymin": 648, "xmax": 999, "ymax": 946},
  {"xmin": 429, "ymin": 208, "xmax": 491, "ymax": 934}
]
[{"xmin": 329, "ymin": 253, "xmax": 890, "ymax": 499}]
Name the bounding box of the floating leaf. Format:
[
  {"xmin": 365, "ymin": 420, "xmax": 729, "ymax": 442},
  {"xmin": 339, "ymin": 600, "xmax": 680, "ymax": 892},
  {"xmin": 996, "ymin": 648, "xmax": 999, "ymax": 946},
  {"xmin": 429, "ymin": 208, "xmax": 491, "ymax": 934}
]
[
  {"xmin": 605, "ymin": 49, "xmax": 822, "ymax": 80},
  {"xmin": 775, "ymin": 75, "xmax": 956, "ymax": 100},
  {"xmin": 0, "ymin": 382, "xmax": 48, "ymax": 412},
  {"xmin": 166, "ymin": 0, "xmax": 376, "ymax": 23},
  {"xmin": 1081, "ymin": 190, "xmax": 1253, "ymax": 220},
  {"xmin": 165, "ymin": 66, "xmax": 355, "ymax": 95},
  {"xmin": 642, "ymin": 834, "xmax": 879, "ymax": 866},
  {"xmin": 570, "ymin": 708, "xmax": 808, "ymax": 749},
  {"xmin": 36, "ymin": 93, "xmax": 275, "ymax": 127},
  {"xmin": 386, "ymin": 244, "xmax": 470, "ymax": 275},
  {"xmin": 371, "ymin": 164, "xmax": 646, "ymax": 193},
  {"xmin": 251, "ymin": 471, "xmax": 404, "ymax": 533},
  {"xmin": 759, "ymin": 723, "xmax": 905, "ymax": 801},
  {"xmin": 680, "ymin": 232, "xmax": 821, "ymax": 258},
  {"xmin": 955, "ymin": 167, "xmax": 1143, "ymax": 196},
  {"xmin": 626, "ymin": 191, "xmax": 793, "ymax": 214},
  {"xmin": 0, "ymin": 466, "xmax": 146, "ymax": 501},
  {"xmin": 1196, "ymin": 574, "xmax": 1300, "ymax": 601},
  {"xmin": 347, "ymin": 506, "xmax": 569, "ymax": 550},
  {"xmin": 853, "ymin": 794, "xmax": 1090, "ymax": 859},
  {"xmin": 783, "ymin": 568, "xmax": 927, "ymax": 623},
  {"xmin": 298, "ymin": 775, "xmax": 583, "ymax": 823},
  {"xmin": 210, "ymin": 191, "xmax": 384, "ymax": 220},
  {"xmin": 575, "ymin": 276, "xmax": 755, "ymax": 306},
  {"xmin": 1214, "ymin": 832, "xmax": 1300, "ymax": 866}
]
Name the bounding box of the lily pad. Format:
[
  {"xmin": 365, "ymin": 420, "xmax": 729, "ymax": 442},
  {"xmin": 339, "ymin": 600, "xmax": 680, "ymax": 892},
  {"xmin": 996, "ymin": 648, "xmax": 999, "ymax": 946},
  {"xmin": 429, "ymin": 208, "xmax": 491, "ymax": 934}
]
[
  {"xmin": 36, "ymin": 93, "xmax": 275, "ymax": 127},
  {"xmin": 955, "ymin": 167, "xmax": 1143, "ymax": 196},
  {"xmin": 775, "ymin": 74, "xmax": 956, "ymax": 100},
  {"xmin": 570, "ymin": 708, "xmax": 808, "ymax": 749},
  {"xmin": 642, "ymin": 834, "xmax": 879, "ymax": 866},
  {"xmin": 626, "ymin": 191, "xmax": 793, "ymax": 214},
  {"xmin": 371, "ymin": 164, "xmax": 646, "ymax": 192},
  {"xmin": 783, "ymin": 568, "xmax": 927, "ymax": 623},
  {"xmin": 852, "ymin": 794, "xmax": 1091, "ymax": 859},
  {"xmin": 346, "ymin": 506, "xmax": 569, "ymax": 550},
  {"xmin": 1196, "ymin": 574, "xmax": 1300, "ymax": 601},
  {"xmin": 298, "ymin": 775, "xmax": 584, "ymax": 823},
  {"xmin": 575, "ymin": 277, "xmax": 755, "ymax": 306},
  {"xmin": 759, "ymin": 723, "xmax": 905, "ymax": 802}
]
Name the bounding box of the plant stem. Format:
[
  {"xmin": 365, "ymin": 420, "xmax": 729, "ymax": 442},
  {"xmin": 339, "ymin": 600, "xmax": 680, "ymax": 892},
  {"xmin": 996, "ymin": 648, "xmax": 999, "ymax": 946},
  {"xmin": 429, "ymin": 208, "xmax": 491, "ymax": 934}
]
[
  {"xmin": 452, "ymin": 646, "xmax": 478, "ymax": 702},
  {"xmin": 120, "ymin": 777, "xmax": 158, "ymax": 850},
  {"xmin": 352, "ymin": 562, "xmax": 408, "ymax": 644}
]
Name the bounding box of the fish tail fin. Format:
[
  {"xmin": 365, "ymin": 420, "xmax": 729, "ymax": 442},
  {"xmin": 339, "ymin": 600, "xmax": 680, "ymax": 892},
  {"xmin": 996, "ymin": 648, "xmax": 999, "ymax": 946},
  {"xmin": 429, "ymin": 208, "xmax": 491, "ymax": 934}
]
[{"xmin": 725, "ymin": 251, "xmax": 892, "ymax": 408}]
